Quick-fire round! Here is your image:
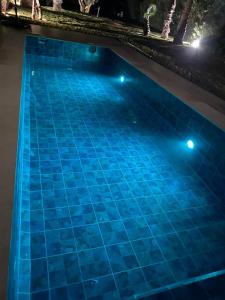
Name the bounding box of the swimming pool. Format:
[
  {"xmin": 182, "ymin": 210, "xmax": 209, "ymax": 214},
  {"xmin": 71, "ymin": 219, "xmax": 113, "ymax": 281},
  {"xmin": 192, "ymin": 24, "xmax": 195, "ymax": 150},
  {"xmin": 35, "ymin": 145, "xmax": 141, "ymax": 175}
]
[{"xmin": 9, "ymin": 35, "xmax": 225, "ymax": 300}]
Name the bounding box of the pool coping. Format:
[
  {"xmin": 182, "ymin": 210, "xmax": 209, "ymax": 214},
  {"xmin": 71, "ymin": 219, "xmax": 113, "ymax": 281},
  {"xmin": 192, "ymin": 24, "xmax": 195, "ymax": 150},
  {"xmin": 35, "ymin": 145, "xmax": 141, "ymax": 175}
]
[{"xmin": 0, "ymin": 24, "xmax": 225, "ymax": 300}]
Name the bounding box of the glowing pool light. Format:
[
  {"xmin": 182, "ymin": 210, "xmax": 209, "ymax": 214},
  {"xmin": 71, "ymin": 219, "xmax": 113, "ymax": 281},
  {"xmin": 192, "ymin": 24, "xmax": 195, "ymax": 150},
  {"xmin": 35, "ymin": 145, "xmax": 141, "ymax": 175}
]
[
  {"xmin": 191, "ymin": 39, "xmax": 200, "ymax": 49},
  {"xmin": 187, "ymin": 140, "xmax": 194, "ymax": 149},
  {"xmin": 120, "ymin": 76, "xmax": 125, "ymax": 83}
]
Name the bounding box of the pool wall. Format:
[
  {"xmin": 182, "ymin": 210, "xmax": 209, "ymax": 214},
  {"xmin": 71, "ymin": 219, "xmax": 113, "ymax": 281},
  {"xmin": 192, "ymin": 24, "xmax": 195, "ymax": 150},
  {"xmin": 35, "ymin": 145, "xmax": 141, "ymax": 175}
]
[
  {"xmin": 26, "ymin": 36, "xmax": 111, "ymax": 74},
  {"xmin": 8, "ymin": 40, "xmax": 31, "ymax": 300}
]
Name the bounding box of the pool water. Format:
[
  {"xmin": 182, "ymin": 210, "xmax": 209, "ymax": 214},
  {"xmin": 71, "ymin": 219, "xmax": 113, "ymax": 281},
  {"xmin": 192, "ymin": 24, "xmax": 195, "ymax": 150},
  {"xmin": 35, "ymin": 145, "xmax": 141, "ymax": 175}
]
[{"xmin": 10, "ymin": 36, "xmax": 225, "ymax": 300}]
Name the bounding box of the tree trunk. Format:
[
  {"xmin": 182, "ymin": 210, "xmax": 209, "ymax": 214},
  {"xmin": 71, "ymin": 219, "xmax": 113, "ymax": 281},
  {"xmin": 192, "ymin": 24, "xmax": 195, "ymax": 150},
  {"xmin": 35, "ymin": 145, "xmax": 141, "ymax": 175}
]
[
  {"xmin": 53, "ymin": 0, "xmax": 62, "ymax": 11},
  {"xmin": 14, "ymin": 0, "xmax": 18, "ymax": 20},
  {"xmin": 143, "ymin": 19, "xmax": 150, "ymax": 36},
  {"xmin": 78, "ymin": 0, "xmax": 96, "ymax": 14},
  {"xmin": 161, "ymin": 0, "xmax": 176, "ymax": 39},
  {"xmin": 1, "ymin": 0, "xmax": 9, "ymax": 15},
  {"xmin": 84, "ymin": 4, "xmax": 91, "ymax": 13},
  {"xmin": 147, "ymin": 16, "xmax": 151, "ymax": 35},
  {"xmin": 78, "ymin": 0, "xmax": 85, "ymax": 13},
  {"xmin": 173, "ymin": 0, "xmax": 193, "ymax": 45},
  {"xmin": 32, "ymin": 0, "xmax": 42, "ymax": 20}
]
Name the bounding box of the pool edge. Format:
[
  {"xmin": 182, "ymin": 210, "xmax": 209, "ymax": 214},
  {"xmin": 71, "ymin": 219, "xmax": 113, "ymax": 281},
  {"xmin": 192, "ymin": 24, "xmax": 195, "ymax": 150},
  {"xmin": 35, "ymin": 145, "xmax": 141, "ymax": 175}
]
[{"xmin": 0, "ymin": 27, "xmax": 26, "ymax": 300}]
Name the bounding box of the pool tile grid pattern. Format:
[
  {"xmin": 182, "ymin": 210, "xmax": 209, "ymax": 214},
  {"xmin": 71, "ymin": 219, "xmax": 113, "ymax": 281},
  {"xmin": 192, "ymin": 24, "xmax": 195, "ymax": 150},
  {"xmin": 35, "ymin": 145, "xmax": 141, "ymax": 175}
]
[
  {"xmin": 14, "ymin": 36, "xmax": 225, "ymax": 300},
  {"xmin": 110, "ymin": 52, "xmax": 225, "ymax": 202}
]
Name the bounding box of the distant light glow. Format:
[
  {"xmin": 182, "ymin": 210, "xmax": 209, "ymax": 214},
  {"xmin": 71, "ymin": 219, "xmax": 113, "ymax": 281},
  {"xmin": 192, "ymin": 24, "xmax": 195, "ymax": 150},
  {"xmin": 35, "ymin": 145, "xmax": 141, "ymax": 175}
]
[
  {"xmin": 187, "ymin": 140, "xmax": 194, "ymax": 149},
  {"xmin": 191, "ymin": 39, "xmax": 200, "ymax": 49},
  {"xmin": 120, "ymin": 76, "xmax": 125, "ymax": 83}
]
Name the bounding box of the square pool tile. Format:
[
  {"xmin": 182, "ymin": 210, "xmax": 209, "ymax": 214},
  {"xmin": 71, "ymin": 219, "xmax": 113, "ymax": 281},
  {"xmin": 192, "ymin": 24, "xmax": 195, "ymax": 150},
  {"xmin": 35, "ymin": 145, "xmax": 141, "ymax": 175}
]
[
  {"xmin": 167, "ymin": 256, "xmax": 199, "ymax": 281},
  {"xmin": 83, "ymin": 275, "xmax": 119, "ymax": 300},
  {"xmin": 81, "ymin": 158, "xmax": 101, "ymax": 172},
  {"xmin": 99, "ymin": 220, "xmax": 128, "ymax": 245},
  {"xmin": 18, "ymin": 259, "xmax": 30, "ymax": 293},
  {"xmin": 166, "ymin": 209, "xmax": 196, "ymax": 232},
  {"xmin": 47, "ymin": 253, "xmax": 81, "ymax": 288},
  {"xmin": 30, "ymin": 191, "xmax": 42, "ymax": 210},
  {"xmin": 41, "ymin": 173, "xmax": 64, "ymax": 190},
  {"xmin": 74, "ymin": 224, "xmax": 103, "ymax": 251},
  {"xmin": 156, "ymin": 233, "xmax": 187, "ymax": 260},
  {"xmin": 69, "ymin": 204, "xmax": 96, "ymax": 227},
  {"xmin": 84, "ymin": 170, "xmax": 106, "ymax": 186},
  {"xmin": 31, "ymin": 258, "xmax": 48, "ymax": 293},
  {"xmin": 31, "ymin": 291, "xmax": 50, "ymax": 300},
  {"xmin": 109, "ymin": 182, "xmax": 133, "ymax": 201},
  {"xmin": 178, "ymin": 228, "xmax": 209, "ymax": 255},
  {"xmin": 63, "ymin": 172, "xmax": 86, "ymax": 189},
  {"xmin": 66, "ymin": 187, "xmax": 91, "ymax": 206},
  {"xmin": 88, "ymin": 185, "xmax": 113, "ymax": 203},
  {"xmin": 104, "ymin": 169, "xmax": 124, "ymax": 185},
  {"xmin": 31, "ymin": 232, "xmax": 46, "ymax": 259},
  {"xmin": 46, "ymin": 228, "xmax": 76, "ymax": 256},
  {"xmin": 106, "ymin": 242, "xmax": 139, "ymax": 273},
  {"xmin": 50, "ymin": 283, "xmax": 85, "ymax": 300},
  {"xmin": 137, "ymin": 196, "xmax": 163, "ymax": 215},
  {"xmin": 142, "ymin": 261, "xmax": 175, "ymax": 289},
  {"xmin": 123, "ymin": 217, "xmax": 152, "ymax": 241},
  {"xmin": 30, "ymin": 210, "xmax": 44, "ymax": 233},
  {"xmin": 42, "ymin": 189, "xmax": 67, "ymax": 209},
  {"xmin": 116, "ymin": 200, "xmax": 142, "ymax": 219},
  {"xmin": 93, "ymin": 201, "xmax": 120, "ymax": 222},
  {"xmin": 61, "ymin": 159, "xmax": 82, "ymax": 173},
  {"xmin": 114, "ymin": 268, "xmax": 149, "ymax": 299},
  {"xmin": 78, "ymin": 247, "xmax": 111, "ymax": 280},
  {"xmin": 145, "ymin": 213, "xmax": 175, "ymax": 236},
  {"xmin": 44, "ymin": 207, "xmax": 71, "ymax": 230},
  {"xmin": 132, "ymin": 238, "xmax": 164, "ymax": 267}
]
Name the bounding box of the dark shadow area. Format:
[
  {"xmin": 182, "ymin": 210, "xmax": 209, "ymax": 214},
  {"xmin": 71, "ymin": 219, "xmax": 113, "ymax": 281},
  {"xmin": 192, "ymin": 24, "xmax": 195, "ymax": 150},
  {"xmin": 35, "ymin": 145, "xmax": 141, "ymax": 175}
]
[{"xmin": 141, "ymin": 273, "xmax": 225, "ymax": 300}]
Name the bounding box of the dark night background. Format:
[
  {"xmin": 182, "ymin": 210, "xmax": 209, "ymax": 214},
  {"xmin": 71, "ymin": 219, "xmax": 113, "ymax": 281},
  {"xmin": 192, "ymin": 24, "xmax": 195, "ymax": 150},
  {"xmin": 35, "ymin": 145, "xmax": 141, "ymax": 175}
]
[
  {"xmin": 62, "ymin": 0, "xmax": 130, "ymax": 21},
  {"xmin": 97, "ymin": 0, "xmax": 129, "ymax": 19}
]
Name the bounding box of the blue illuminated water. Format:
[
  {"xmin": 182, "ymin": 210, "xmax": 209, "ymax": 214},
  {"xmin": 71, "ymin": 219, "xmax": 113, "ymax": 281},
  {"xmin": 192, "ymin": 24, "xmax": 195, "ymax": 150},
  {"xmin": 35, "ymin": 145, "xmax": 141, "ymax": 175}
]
[{"xmin": 9, "ymin": 36, "xmax": 225, "ymax": 300}]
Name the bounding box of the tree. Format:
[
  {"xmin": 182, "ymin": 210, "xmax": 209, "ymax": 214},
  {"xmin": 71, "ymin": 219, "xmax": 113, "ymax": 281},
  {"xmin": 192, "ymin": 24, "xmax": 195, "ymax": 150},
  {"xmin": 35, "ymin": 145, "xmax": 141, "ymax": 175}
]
[
  {"xmin": 53, "ymin": 0, "xmax": 63, "ymax": 11},
  {"xmin": 184, "ymin": 0, "xmax": 215, "ymax": 41},
  {"xmin": 32, "ymin": 0, "xmax": 42, "ymax": 19},
  {"xmin": 143, "ymin": 4, "xmax": 157, "ymax": 36},
  {"xmin": 173, "ymin": 0, "xmax": 193, "ymax": 44},
  {"xmin": 78, "ymin": 0, "xmax": 98, "ymax": 14},
  {"xmin": 1, "ymin": 0, "xmax": 10, "ymax": 15},
  {"xmin": 161, "ymin": 0, "xmax": 176, "ymax": 39}
]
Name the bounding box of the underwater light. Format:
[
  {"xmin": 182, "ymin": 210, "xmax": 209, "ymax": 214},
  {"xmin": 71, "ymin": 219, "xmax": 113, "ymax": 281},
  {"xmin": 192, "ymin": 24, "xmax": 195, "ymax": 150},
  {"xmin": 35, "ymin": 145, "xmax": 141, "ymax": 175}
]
[
  {"xmin": 187, "ymin": 140, "xmax": 194, "ymax": 149},
  {"xmin": 120, "ymin": 76, "xmax": 125, "ymax": 83}
]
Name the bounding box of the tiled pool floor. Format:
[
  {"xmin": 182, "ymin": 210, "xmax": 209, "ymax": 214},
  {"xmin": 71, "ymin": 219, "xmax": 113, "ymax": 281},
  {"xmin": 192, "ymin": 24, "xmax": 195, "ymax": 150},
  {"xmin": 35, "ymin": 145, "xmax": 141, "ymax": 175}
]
[{"xmin": 18, "ymin": 54, "xmax": 225, "ymax": 300}]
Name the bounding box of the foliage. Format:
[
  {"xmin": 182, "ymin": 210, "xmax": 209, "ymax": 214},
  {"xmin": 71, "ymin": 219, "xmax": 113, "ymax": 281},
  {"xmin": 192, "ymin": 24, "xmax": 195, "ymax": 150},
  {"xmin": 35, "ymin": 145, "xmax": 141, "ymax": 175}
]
[
  {"xmin": 143, "ymin": 3, "xmax": 157, "ymax": 36},
  {"xmin": 143, "ymin": 3, "xmax": 157, "ymax": 19},
  {"xmin": 185, "ymin": 0, "xmax": 214, "ymax": 41},
  {"xmin": 204, "ymin": 0, "xmax": 225, "ymax": 34},
  {"xmin": 173, "ymin": 0, "xmax": 194, "ymax": 44}
]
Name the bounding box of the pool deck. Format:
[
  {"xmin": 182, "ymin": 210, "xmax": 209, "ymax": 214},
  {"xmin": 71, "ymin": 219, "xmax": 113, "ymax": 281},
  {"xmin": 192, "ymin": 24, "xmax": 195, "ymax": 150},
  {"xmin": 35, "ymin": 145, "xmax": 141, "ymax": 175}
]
[{"xmin": 0, "ymin": 24, "xmax": 225, "ymax": 300}]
